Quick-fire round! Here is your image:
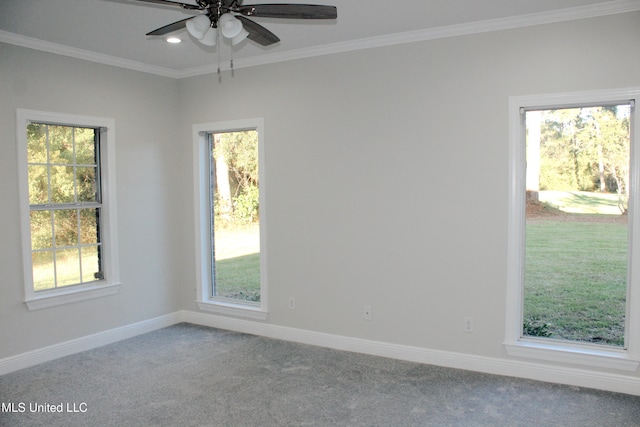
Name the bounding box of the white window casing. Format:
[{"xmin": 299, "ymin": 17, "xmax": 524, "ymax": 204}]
[
  {"xmin": 17, "ymin": 109, "xmax": 121, "ymax": 310},
  {"xmin": 505, "ymin": 88, "xmax": 640, "ymax": 371},
  {"xmin": 192, "ymin": 118, "xmax": 268, "ymax": 320}
]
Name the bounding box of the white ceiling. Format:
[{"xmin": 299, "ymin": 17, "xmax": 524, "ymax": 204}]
[{"xmin": 0, "ymin": 0, "xmax": 638, "ymax": 78}]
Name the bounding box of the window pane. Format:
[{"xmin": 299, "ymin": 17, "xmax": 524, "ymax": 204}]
[
  {"xmin": 25, "ymin": 119, "xmax": 109, "ymax": 293},
  {"xmin": 211, "ymin": 131, "xmax": 260, "ymax": 303},
  {"xmin": 32, "ymin": 250, "xmax": 55, "ymax": 291},
  {"xmin": 79, "ymin": 208, "xmax": 100, "ymax": 244},
  {"xmin": 56, "ymin": 248, "xmax": 81, "ymax": 287},
  {"xmin": 48, "ymin": 125, "xmax": 73, "ymax": 164},
  {"xmin": 54, "ymin": 209, "xmax": 78, "ymax": 247},
  {"xmin": 27, "ymin": 123, "xmax": 47, "ymax": 163},
  {"xmin": 75, "ymin": 128, "xmax": 96, "ymax": 165},
  {"xmin": 51, "ymin": 166, "xmax": 75, "ymax": 203},
  {"xmin": 30, "ymin": 210, "xmax": 53, "ymax": 250},
  {"xmin": 81, "ymin": 246, "xmax": 101, "ymax": 282},
  {"xmin": 524, "ymin": 106, "xmax": 629, "ymax": 347},
  {"xmin": 76, "ymin": 166, "xmax": 97, "ymax": 202},
  {"xmin": 28, "ymin": 165, "xmax": 49, "ymax": 205}
]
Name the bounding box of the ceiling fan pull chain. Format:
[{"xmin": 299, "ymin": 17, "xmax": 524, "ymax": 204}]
[
  {"xmin": 217, "ymin": 27, "xmax": 222, "ymax": 80},
  {"xmin": 230, "ymin": 45, "xmax": 234, "ymax": 77}
]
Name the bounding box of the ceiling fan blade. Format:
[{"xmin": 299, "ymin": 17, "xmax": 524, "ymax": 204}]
[
  {"xmin": 146, "ymin": 17, "xmax": 191, "ymax": 36},
  {"xmin": 235, "ymin": 16, "xmax": 280, "ymax": 46},
  {"xmin": 237, "ymin": 4, "xmax": 337, "ymax": 19},
  {"xmin": 127, "ymin": 0, "xmax": 202, "ymax": 10}
]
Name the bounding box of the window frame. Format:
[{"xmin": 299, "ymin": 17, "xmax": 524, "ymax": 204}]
[
  {"xmin": 17, "ymin": 109, "xmax": 121, "ymax": 310},
  {"xmin": 505, "ymin": 88, "xmax": 640, "ymax": 371},
  {"xmin": 192, "ymin": 118, "xmax": 268, "ymax": 320}
]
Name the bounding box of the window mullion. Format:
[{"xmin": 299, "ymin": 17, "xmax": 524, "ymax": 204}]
[
  {"xmin": 48, "ymin": 208, "xmax": 57, "ymax": 289},
  {"xmin": 72, "ymin": 127, "xmax": 78, "ymax": 204},
  {"xmin": 45, "ymin": 126, "xmax": 52, "ymax": 205},
  {"xmin": 77, "ymin": 207, "xmax": 84, "ymax": 284},
  {"xmin": 30, "ymin": 202, "xmax": 101, "ymax": 210}
]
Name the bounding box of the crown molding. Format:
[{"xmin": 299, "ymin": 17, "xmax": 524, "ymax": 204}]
[
  {"xmin": 3, "ymin": 0, "xmax": 640, "ymax": 80},
  {"xmin": 0, "ymin": 30, "xmax": 182, "ymax": 78}
]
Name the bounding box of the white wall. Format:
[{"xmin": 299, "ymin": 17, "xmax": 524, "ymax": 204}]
[
  {"xmin": 0, "ymin": 44, "xmax": 183, "ymax": 358},
  {"xmin": 176, "ymin": 12, "xmax": 640, "ymax": 371},
  {"xmin": 1, "ymin": 10, "xmax": 639, "ymax": 387}
]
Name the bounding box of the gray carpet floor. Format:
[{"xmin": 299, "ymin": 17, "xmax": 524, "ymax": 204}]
[{"xmin": 1, "ymin": 323, "xmax": 639, "ymax": 426}]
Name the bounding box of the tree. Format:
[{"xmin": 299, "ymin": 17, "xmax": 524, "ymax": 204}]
[
  {"xmin": 526, "ymin": 111, "xmax": 541, "ymax": 201},
  {"xmin": 27, "ymin": 124, "xmax": 100, "ymax": 249},
  {"xmin": 213, "ymin": 134, "xmax": 233, "ymax": 220},
  {"xmin": 212, "ymin": 131, "xmax": 259, "ymax": 225},
  {"xmin": 537, "ymin": 106, "xmax": 630, "ymax": 212}
]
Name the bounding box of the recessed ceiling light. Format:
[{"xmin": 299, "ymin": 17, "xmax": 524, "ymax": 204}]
[{"xmin": 166, "ymin": 37, "xmax": 182, "ymax": 44}]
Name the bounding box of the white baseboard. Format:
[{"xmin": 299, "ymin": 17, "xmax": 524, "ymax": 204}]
[
  {"xmin": 179, "ymin": 310, "xmax": 640, "ymax": 396},
  {"xmin": 0, "ymin": 312, "xmax": 180, "ymax": 376},
  {"xmin": 2, "ymin": 309, "xmax": 639, "ymax": 397}
]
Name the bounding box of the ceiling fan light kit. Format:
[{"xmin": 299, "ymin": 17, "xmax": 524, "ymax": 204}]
[
  {"xmin": 199, "ymin": 26, "xmax": 218, "ymax": 46},
  {"xmin": 231, "ymin": 27, "xmax": 249, "ymax": 45},
  {"xmin": 219, "ymin": 13, "xmax": 243, "ymax": 39},
  {"xmin": 185, "ymin": 14, "xmax": 211, "ymax": 39},
  {"xmin": 185, "ymin": 13, "xmax": 248, "ymax": 46}
]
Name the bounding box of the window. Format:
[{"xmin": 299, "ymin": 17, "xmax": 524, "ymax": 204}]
[
  {"xmin": 17, "ymin": 110, "xmax": 120, "ymax": 310},
  {"xmin": 193, "ymin": 119, "xmax": 267, "ymax": 320},
  {"xmin": 506, "ymin": 89, "xmax": 640, "ymax": 371}
]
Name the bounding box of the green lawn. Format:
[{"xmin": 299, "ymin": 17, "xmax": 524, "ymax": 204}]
[
  {"xmin": 32, "ymin": 250, "xmax": 100, "ymax": 291},
  {"xmin": 524, "ymin": 220, "xmax": 627, "ymax": 346},
  {"xmin": 538, "ymin": 190, "xmax": 625, "ymax": 215},
  {"xmin": 214, "ymin": 224, "xmax": 261, "ymax": 302},
  {"xmin": 215, "ymin": 253, "xmax": 260, "ymax": 302}
]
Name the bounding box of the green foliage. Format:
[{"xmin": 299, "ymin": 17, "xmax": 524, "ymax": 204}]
[
  {"xmin": 213, "ymin": 130, "xmax": 259, "ymax": 226},
  {"xmin": 233, "ymin": 185, "xmax": 259, "ymax": 224},
  {"xmin": 214, "ymin": 130, "xmax": 258, "ymax": 194},
  {"xmin": 523, "ymin": 318, "xmax": 552, "ymax": 338},
  {"xmin": 536, "ymin": 106, "xmax": 630, "ymax": 213}
]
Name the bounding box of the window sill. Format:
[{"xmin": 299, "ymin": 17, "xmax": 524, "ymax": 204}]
[
  {"xmin": 196, "ymin": 299, "xmax": 268, "ymax": 321},
  {"xmin": 505, "ymin": 339, "xmax": 640, "ymax": 372},
  {"xmin": 25, "ymin": 282, "xmax": 122, "ymax": 311}
]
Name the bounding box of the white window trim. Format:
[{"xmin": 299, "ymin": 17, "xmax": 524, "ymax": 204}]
[
  {"xmin": 16, "ymin": 109, "xmax": 121, "ymax": 310},
  {"xmin": 505, "ymin": 88, "xmax": 640, "ymax": 371},
  {"xmin": 192, "ymin": 118, "xmax": 268, "ymax": 321}
]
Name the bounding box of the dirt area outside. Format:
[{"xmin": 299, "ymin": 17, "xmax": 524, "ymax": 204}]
[{"xmin": 526, "ymin": 199, "xmax": 627, "ymax": 224}]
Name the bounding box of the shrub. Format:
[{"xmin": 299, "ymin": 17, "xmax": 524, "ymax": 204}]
[
  {"xmin": 233, "ymin": 186, "xmax": 259, "ymax": 224},
  {"xmin": 523, "ymin": 318, "xmax": 552, "ymax": 338}
]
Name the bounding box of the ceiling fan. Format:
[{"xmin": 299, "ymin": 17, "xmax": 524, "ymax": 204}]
[{"xmin": 127, "ymin": 0, "xmax": 337, "ymax": 47}]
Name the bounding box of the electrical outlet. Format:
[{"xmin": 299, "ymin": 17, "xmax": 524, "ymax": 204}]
[
  {"xmin": 288, "ymin": 297, "xmax": 295, "ymax": 310},
  {"xmin": 464, "ymin": 317, "xmax": 474, "ymax": 333},
  {"xmin": 363, "ymin": 305, "xmax": 372, "ymax": 320}
]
